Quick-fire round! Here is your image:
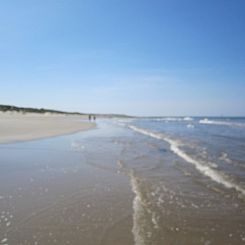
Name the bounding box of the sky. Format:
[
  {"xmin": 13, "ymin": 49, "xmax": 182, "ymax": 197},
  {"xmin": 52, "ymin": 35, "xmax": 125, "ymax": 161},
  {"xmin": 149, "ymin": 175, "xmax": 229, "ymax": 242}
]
[{"xmin": 0, "ymin": 0, "xmax": 245, "ymax": 116}]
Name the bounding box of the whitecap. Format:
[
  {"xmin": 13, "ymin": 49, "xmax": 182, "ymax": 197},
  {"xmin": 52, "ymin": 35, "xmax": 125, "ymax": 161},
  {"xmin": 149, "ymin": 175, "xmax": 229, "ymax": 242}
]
[
  {"xmin": 199, "ymin": 118, "xmax": 245, "ymax": 128},
  {"xmin": 183, "ymin": 117, "xmax": 193, "ymax": 121}
]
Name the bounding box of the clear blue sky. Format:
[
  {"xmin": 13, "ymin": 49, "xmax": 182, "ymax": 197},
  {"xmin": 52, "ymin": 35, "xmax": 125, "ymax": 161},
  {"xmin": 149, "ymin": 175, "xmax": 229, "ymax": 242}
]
[{"xmin": 0, "ymin": 0, "xmax": 245, "ymax": 116}]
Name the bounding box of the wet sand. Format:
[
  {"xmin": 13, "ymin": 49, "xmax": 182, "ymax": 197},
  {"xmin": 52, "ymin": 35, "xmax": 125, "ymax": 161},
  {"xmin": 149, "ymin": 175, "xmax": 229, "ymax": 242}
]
[
  {"xmin": 0, "ymin": 112, "xmax": 95, "ymax": 144},
  {"xmin": 0, "ymin": 122, "xmax": 135, "ymax": 245}
]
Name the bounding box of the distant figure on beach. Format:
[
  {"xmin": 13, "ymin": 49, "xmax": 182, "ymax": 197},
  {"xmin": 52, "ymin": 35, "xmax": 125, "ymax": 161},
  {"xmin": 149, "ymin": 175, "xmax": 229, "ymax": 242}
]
[
  {"xmin": 88, "ymin": 115, "xmax": 91, "ymax": 121},
  {"xmin": 93, "ymin": 115, "xmax": 96, "ymax": 121}
]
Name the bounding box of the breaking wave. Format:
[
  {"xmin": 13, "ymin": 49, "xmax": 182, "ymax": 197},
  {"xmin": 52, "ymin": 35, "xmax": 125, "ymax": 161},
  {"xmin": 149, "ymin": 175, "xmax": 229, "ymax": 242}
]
[
  {"xmin": 199, "ymin": 118, "xmax": 245, "ymax": 128},
  {"xmin": 129, "ymin": 125, "xmax": 245, "ymax": 197},
  {"xmin": 154, "ymin": 117, "xmax": 193, "ymax": 122}
]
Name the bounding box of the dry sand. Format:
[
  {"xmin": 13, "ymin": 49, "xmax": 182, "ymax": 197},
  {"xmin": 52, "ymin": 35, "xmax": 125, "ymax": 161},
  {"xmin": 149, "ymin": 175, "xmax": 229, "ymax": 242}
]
[{"xmin": 0, "ymin": 112, "xmax": 95, "ymax": 144}]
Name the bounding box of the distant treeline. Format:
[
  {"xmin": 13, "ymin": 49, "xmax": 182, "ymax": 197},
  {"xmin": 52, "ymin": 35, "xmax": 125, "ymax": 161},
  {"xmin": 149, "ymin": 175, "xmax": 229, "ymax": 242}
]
[
  {"xmin": 0, "ymin": 104, "xmax": 83, "ymax": 115},
  {"xmin": 0, "ymin": 104, "xmax": 132, "ymax": 118}
]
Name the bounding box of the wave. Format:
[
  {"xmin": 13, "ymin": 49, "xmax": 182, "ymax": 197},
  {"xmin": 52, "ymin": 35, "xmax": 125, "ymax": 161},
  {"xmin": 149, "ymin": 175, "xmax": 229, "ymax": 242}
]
[
  {"xmin": 187, "ymin": 124, "xmax": 195, "ymax": 128},
  {"xmin": 113, "ymin": 118, "xmax": 136, "ymax": 127},
  {"xmin": 199, "ymin": 118, "xmax": 245, "ymax": 128},
  {"xmin": 130, "ymin": 171, "xmax": 160, "ymax": 245},
  {"xmin": 154, "ymin": 117, "xmax": 193, "ymax": 122},
  {"xmin": 116, "ymin": 118, "xmax": 135, "ymax": 123},
  {"xmin": 183, "ymin": 117, "xmax": 194, "ymax": 121},
  {"xmin": 130, "ymin": 172, "xmax": 147, "ymax": 245},
  {"xmin": 129, "ymin": 125, "xmax": 245, "ymax": 197}
]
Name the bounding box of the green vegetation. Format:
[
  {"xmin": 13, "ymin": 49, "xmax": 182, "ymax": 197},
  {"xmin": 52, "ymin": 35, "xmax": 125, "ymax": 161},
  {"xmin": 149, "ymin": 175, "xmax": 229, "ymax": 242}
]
[
  {"xmin": 0, "ymin": 104, "xmax": 80, "ymax": 115},
  {"xmin": 0, "ymin": 104, "xmax": 132, "ymax": 118}
]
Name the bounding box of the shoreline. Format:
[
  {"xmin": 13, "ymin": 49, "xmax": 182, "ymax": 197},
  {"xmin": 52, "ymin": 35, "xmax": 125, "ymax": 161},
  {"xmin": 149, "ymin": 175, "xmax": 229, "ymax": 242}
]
[{"xmin": 0, "ymin": 112, "xmax": 96, "ymax": 144}]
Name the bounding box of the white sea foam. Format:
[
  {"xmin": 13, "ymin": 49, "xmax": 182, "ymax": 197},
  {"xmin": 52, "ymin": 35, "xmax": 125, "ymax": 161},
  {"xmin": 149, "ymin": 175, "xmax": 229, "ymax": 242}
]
[
  {"xmin": 219, "ymin": 152, "xmax": 232, "ymax": 164},
  {"xmin": 1, "ymin": 238, "xmax": 7, "ymax": 243},
  {"xmin": 130, "ymin": 172, "xmax": 146, "ymax": 245},
  {"xmin": 183, "ymin": 117, "xmax": 193, "ymax": 121},
  {"xmin": 154, "ymin": 117, "xmax": 193, "ymax": 122},
  {"xmin": 129, "ymin": 126, "xmax": 163, "ymax": 140},
  {"xmin": 129, "ymin": 125, "xmax": 245, "ymax": 197},
  {"xmin": 199, "ymin": 118, "xmax": 245, "ymax": 128},
  {"xmin": 117, "ymin": 118, "xmax": 135, "ymax": 123},
  {"xmin": 130, "ymin": 170, "xmax": 161, "ymax": 245},
  {"xmin": 155, "ymin": 117, "xmax": 182, "ymax": 122},
  {"xmin": 112, "ymin": 119, "xmax": 130, "ymax": 127}
]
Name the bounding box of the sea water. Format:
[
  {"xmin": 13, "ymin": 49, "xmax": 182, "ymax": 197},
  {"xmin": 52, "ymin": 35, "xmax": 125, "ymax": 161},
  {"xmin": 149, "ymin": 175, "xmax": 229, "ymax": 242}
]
[{"xmin": 116, "ymin": 117, "xmax": 245, "ymax": 244}]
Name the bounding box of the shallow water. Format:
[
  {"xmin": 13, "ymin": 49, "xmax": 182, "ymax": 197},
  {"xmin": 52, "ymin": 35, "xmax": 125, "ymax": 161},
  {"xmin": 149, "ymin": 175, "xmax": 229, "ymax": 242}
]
[
  {"xmin": 124, "ymin": 117, "xmax": 245, "ymax": 244},
  {"xmin": 0, "ymin": 118, "xmax": 245, "ymax": 244}
]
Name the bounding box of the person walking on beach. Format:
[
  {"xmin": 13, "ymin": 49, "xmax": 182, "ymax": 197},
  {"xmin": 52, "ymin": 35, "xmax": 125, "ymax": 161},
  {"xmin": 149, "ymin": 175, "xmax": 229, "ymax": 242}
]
[
  {"xmin": 88, "ymin": 115, "xmax": 91, "ymax": 121},
  {"xmin": 93, "ymin": 115, "xmax": 96, "ymax": 121}
]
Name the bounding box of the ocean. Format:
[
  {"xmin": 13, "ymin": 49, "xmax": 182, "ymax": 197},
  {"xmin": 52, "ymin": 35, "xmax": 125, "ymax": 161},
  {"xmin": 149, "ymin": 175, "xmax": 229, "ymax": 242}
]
[
  {"xmin": 0, "ymin": 117, "xmax": 244, "ymax": 244},
  {"xmin": 118, "ymin": 117, "xmax": 245, "ymax": 244}
]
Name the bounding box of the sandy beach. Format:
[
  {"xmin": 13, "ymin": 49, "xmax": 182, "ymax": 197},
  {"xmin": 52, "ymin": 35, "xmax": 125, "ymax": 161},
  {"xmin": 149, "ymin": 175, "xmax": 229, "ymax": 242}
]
[{"xmin": 0, "ymin": 112, "xmax": 95, "ymax": 144}]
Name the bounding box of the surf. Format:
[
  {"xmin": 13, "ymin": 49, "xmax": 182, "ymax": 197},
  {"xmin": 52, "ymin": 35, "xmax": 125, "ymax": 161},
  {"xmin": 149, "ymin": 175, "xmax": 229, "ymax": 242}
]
[{"xmin": 128, "ymin": 125, "xmax": 245, "ymax": 198}]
